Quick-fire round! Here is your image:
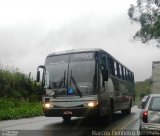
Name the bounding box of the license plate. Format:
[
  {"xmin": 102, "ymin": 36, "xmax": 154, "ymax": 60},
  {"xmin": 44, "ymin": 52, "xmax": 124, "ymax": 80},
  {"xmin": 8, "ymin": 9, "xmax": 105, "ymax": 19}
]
[{"xmin": 63, "ymin": 111, "xmax": 72, "ymax": 115}]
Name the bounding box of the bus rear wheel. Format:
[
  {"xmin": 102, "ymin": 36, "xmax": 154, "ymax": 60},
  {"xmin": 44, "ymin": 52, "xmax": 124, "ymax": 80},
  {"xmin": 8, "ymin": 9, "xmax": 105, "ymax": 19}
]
[
  {"xmin": 126, "ymin": 101, "xmax": 132, "ymax": 114},
  {"xmin": 125, "ymin": 105, "xmax": 131, "ymax": 114},
  {"xmin": 122, "ymin": 102, "xmax": 132, "ymax": 115},
  {"xmin": 62, "ymin": 116, "xmax": 71, "ymax": 122}
]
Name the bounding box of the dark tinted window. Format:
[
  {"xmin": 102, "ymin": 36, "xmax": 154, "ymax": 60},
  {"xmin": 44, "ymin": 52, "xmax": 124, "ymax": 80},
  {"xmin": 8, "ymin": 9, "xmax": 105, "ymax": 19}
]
[
  {"xmin": 107, "ymin": 57, "xmax": 114, "ymax": 75},
  {"xmin": 149, "ymin": 97, "xmax": 160, "ymax": 111}
]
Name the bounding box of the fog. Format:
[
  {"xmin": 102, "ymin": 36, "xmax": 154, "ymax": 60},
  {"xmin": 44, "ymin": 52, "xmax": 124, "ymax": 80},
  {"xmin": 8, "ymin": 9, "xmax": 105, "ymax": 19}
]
[{"xmin": 0, "ymin": 0, "xmax": 160, "ymax": 81}]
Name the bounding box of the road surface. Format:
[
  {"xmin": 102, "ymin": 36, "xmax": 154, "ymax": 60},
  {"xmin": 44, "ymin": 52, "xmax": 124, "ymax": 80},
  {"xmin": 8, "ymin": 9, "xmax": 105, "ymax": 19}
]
[{"xmin": 0, "ymin": 106, "xmax": 141, "ymax": 136}]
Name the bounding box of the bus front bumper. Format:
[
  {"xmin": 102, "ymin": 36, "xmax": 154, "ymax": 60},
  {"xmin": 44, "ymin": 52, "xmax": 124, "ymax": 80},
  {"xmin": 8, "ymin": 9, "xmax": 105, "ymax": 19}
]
[{"xmin": 43, "ymin": 107, "xmax": 99, "ymax": 117}]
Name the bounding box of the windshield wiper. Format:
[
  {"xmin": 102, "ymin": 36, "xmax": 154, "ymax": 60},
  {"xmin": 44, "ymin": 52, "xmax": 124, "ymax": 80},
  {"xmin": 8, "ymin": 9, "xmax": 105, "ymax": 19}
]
[
  {"xmin": 51, "ymin": 70, "xmax": 66, "ymax": 88},
  {"xmin": 64, "ymin": 70, "xmax": 66, "ymax": 87},
  {"xmin": 70, "ymin": 70, "xmax": 82, "ymax": 97},
  {"xmin": 50, "ymin": 70, "xmax": 66, "ymax": 98}
]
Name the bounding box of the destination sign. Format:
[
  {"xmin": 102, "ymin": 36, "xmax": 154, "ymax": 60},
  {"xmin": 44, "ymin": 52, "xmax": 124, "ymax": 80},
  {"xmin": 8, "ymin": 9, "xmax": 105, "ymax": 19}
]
[
  {"xmin": 70, "ymin": 53, "xmax": 94, "ymax": 61},
  {"xmin": 45, "ymin": 53, "xmax": 95, "ymax": 65}
]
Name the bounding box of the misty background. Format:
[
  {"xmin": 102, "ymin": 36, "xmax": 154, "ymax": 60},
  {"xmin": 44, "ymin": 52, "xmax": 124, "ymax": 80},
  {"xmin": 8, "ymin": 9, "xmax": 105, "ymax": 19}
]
[{"xmin": 0, "ymin": 0, "xmax": 160, "ymax": 81}]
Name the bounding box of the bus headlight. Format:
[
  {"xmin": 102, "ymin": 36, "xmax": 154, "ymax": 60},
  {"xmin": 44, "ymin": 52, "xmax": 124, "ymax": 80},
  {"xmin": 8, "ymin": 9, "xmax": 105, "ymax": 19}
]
[
  {"xmin": 87, "ymin": 101, "xmax": 98, "ymax": 107},
  {"xmin": 44, "ymin": 103, "xmax": 54, "ymax": 109},
  {"xmin": 46, "ymin": 89, "xmax": 55, "ymax": 96},
  {"xmin": 44, "ymin": 103, "xmax": 51, "ymax": 108}
]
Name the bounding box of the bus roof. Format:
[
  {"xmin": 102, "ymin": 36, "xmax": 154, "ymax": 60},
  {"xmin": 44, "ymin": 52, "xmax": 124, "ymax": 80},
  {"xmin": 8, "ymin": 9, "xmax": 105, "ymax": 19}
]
[
  {"xmin": 47, "ymin": 48, "xmax": 133, "ymax": 74},
  {"xmin": 47, "ymin": 48, "xmax": 105, "ymax": 57}
]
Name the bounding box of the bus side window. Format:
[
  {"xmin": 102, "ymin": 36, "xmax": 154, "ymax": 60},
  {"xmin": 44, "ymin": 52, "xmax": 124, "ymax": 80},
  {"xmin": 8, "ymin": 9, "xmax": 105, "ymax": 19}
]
[
  {"xmin": 116, "ymin": 62, "xmax": 120, "ymax": 78},
  {"xmin": 126, "ymin": 70, "xmax": 129, "ymax": 81},
  {"xmin": 114, "ymin": 61, "xmax": 117, "ymax": 77},
  {"xmin": 101, "ymin": 55, "xmax": 106, "ymax": 68},
  {"xmin": 119, "ymin": 64, "xmax": 122, "ymax": 79},
  {"xmin": 121, "ymin": 66, "xmax": 125, "ymax": 80},
  {"xmin": 124, "ymin": 68, "xmax": 127, "ymax": 80},
  {"xmin": 107, "ymin": 57, "xmax": 114, "ymax": 76},
  {"xmin": 100, "ymin": 54, "xmax": 107, "ymax": 70},
  {"xmin": 132, "ymin": 73, "xmax": 134, "ymax": 83},
  {"xmin": 100, "ymin": 54, "xmax": 109, "ymax": 84},
  {"xmin": 128, "ymin": 70, "xmax": 130, "ymax": 81},
  {"xmin": 130, "ymin": 72, "xmax": 134, "ymax": 83},
  {"xmin": 128, "ymin": 71, "xmax": 131, "ymax": 81}
]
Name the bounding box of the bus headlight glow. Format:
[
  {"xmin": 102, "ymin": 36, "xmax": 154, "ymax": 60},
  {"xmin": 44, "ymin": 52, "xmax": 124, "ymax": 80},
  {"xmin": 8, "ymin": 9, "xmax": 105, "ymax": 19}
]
[
  {"xmin": 87, "ymin": 101, "xmax": 98, "ymax": 107},
  {"xmin": 44, "ymin": 103, "xmax": 51, "ymax": 108}
]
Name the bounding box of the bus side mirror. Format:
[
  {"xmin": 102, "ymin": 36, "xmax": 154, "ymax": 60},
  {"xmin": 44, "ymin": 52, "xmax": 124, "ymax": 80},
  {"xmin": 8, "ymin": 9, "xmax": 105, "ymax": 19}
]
[
  {"xmin": 36, "ymin": 65, "xmax": 46, "ymax": 82},
  {"xmin": 37, "ymin": 71, "xmax": 40, "ymax": 82}
]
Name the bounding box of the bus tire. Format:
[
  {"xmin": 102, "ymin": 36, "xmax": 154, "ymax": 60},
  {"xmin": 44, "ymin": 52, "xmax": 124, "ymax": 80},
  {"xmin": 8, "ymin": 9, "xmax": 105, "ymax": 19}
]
[
  {"xmin": 122, "ymin": 101, "xmax": 132, "ymax": 115},
  {"xmin": 127, "ymin": 100, "xmax": 132, "ymax": 114},
  {"xmin": 121, "ymin": 109, "xmax": 126, "ymax": 115},
  {"xmin": 126, "ymin": 103, "xmax": 131, "ymax": 114},
  {"xmin": 62, "ymin": 116, "xmax": 71, "ymax": 122}
]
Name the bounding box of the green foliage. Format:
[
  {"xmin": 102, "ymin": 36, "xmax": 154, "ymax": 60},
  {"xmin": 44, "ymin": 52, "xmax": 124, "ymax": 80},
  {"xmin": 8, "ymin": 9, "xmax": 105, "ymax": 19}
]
[
  {"xmin": 135, "ymin": 78, "xmax": 152, "ymax": 104},
  {"xmin": 0, "ymin": 66, "xmax": 40, "ymax": 100},
  {"xmin": 0, "ymin": 65, "xmax": 42, "ymax": 120},
  {"xmin": 0, "ymin": 98, "xmax": 42, "ymax": 120},
  {"xmin": 128, "ymin": 0, "xmax": 160, "ymax": 47}
]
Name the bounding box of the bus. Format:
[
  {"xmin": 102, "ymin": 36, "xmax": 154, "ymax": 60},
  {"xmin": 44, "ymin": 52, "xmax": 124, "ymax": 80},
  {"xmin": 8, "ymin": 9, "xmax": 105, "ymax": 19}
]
[{"xmin": 37, "ymin": 48, "xmax": 135, "ymax": 122}]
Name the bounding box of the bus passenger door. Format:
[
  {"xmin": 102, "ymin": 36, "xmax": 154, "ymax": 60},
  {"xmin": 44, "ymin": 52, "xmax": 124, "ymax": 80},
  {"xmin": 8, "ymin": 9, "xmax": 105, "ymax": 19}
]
[
  {"xmin": 99, "ymin": 71, "xmax": 110, "ymax": 116},
  {"xmin": 99, "ymin": 54, "xmax": 110, "ymax": 116}
]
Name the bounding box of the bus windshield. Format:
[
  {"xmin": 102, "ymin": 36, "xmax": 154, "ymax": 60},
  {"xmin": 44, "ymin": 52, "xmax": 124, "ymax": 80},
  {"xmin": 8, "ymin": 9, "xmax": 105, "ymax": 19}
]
[
  {"xmin": 69, "ymin": 60, "xmax": 96, "ymax": 96},
  {"xmin": 45, "ymin": 53, "xmax": 97, "ymax": 96}
]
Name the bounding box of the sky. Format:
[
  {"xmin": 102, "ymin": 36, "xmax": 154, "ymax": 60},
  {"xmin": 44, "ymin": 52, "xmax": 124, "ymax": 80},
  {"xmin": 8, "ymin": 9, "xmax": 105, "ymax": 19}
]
[{"xmin": 0, "ymin": 0, "xmax": 160, "ymax": 81}]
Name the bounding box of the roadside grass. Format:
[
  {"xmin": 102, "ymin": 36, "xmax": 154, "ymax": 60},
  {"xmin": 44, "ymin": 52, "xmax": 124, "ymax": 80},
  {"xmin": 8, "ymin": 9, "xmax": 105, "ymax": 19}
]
[
  {"xmin": 0, "ymin": 64, "xmax": 43, "ymax": 120},
  {"xmin": 0, "ymin": 98, "xmax": 43, "ymax": 120}
]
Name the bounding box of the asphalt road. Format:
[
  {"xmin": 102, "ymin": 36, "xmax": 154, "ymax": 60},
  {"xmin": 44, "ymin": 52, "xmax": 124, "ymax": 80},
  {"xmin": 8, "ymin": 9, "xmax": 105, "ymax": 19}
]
[{"xmin": 0, "ymin": 106, "xmax": 141, "ymax": 136}]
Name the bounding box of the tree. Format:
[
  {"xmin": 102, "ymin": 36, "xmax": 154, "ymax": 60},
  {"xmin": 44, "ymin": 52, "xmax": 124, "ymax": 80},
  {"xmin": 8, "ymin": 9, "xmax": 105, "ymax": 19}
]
[{"xmin": 128, "ymin": 0, "xmax": 160, "ymax": 47}]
